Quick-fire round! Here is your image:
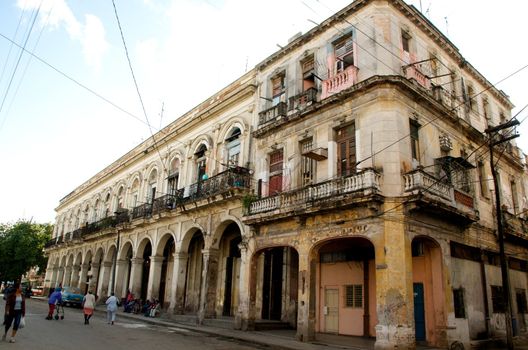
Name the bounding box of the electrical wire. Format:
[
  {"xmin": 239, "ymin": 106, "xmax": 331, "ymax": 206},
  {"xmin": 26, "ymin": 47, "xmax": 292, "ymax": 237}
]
[{"xmin": 0, "ymin": 0, "xmax": 43, "ymax": 130}]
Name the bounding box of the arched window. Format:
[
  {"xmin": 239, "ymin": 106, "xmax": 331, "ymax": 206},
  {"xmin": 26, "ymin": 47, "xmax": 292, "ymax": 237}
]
[
  {"xmin": 195, "ymin": 145, "xmax": 207, "ymax": 181},
  {"xmin": 226, "ymin": 128, "xmax": 241, "ymax": 167},
  {"xmin": 93, "ymin": 199, "xmax": 100, "ymax": 222},
  {"xmin": 146, "ymin": 169, "xmax": 158, "ymax": 203},
  {"xmin": 130, "ymin": 179, "xmax": 140, "ymax": 208},
  {"xmin": 102, "ymin": 193, "xmax": 110, "ymax": 218},
  {"xmin": 116, "ymin": 186, "xmax": 125, "ymax": 210},
  {"xmin": 168, "ymin": 158, "xmax": 180, "ymax": 196}
]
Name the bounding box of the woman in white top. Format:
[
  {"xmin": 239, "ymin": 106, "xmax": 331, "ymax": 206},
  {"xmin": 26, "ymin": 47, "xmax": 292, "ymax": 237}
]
[
  {"xmin": 105, "ymin": 292, "xmax": 118, "ymax": 325},
  {"xmin": 82, "ymin": 290, "xmax": 96, "ymax": 325}
]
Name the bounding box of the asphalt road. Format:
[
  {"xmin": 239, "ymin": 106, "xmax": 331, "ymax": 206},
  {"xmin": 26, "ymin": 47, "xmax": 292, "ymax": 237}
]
[{"xmin": 2, "ymin": 298, "xmax": 266, "ymax": 350}]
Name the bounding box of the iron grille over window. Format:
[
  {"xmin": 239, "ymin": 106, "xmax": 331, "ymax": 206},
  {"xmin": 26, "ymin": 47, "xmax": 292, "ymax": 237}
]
[{"xmin": 345, "ymin": 284, "xmax": 363, "ymax": 308}]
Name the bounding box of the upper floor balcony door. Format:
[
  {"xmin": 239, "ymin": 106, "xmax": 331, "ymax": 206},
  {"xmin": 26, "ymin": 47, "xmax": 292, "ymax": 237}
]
[{"xmin": 337, "ymin": 122, "xmax": 357, "ymax": 177}]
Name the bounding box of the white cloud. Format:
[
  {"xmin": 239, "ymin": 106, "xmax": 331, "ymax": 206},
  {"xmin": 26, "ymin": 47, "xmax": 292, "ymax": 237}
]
[{"xmin": 17, "ymin": 0, "xmax": 109, "ymax": 70}]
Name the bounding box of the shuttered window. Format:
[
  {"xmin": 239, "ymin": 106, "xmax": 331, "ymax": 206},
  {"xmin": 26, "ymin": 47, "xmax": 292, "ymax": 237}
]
[
  {"xmin": 269, "ymin": 150, "xmax": 283, "ymax": 195},
  {"xmin": 337, "ymin": 123, "xmax": 356, "ymax": 176}
]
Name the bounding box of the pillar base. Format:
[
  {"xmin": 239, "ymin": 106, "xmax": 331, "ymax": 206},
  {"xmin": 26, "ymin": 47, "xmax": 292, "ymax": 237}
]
[{"xmin": 374, "ymin": 325, "xmax": 415, "ymax": 350}]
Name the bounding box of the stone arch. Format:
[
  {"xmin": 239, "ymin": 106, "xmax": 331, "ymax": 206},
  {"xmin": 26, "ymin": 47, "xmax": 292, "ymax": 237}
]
[
  {"xmin": 136, "ymin": 236, "xmax": 153, "ymax": 301},
  {"xmin": 217, "ymin": 117, "xmax": 248, "ymax": 142},
  {"xmin": 250, "ymin": 244, "xmax": 299, "ymax": 327},
  {"xmin": 411, "ymin": 235, "xmax": 447, "ymax": 347},
  {"xmin": 155, "ymin": 232, "xmax": 176, "ymax": 307},
  {"xmin": 311, "ymin": 236, "xmax": 377, "ymax": 337},
  {"xmin": 187, "ymin": 135, "xmax": 213, "ymax": 159},
  {"xmin": 213, "ymin": 220, "xmax": 244, "ymax": 318},
  {"xmin": 119, "ymin": 240, "xmax": 134, "ymax": 260},
  {"xmin": 176, "ymin": 227, "xmax": 206, "ymax": 315},
  {"xmin": 210, "ymin": 217, "xmax": 246, "ymax": 250}
]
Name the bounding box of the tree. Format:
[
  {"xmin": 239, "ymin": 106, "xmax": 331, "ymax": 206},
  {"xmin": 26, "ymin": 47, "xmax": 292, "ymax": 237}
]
[{"xmin": 0, "ymin": 221, "xmax": 52, "ymax": 282}]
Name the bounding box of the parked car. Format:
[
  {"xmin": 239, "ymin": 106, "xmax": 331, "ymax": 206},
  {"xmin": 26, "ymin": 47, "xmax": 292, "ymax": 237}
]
[
  {"xmin": 31, "ymin": 286, "xmax": 44, "ymax": 296},
  {"xmin": 61, "ymin": 286, "xmax": 83, "ymax": 307}
]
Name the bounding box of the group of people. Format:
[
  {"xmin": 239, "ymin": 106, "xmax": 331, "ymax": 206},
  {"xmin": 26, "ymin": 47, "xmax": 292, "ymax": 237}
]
[
  {"xmin": 46, "ymin": 287, "xmax": 119, "ymax": 325},
  {"xmin": 2, "ymin": 283, "xmax": 25, "ymax": 343},
  {"xmin": 122, "ymin": 291, "xmax": 160, "ymax": 318},
  {"xmin": 3, "ymin": 284, "xmax": 160, "ymax": 344}
]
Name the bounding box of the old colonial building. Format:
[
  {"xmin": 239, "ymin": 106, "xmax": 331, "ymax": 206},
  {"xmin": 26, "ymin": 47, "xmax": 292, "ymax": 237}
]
[{"xmin": 44, "ymin": 0, "xmax": 528, "ymax": 349}]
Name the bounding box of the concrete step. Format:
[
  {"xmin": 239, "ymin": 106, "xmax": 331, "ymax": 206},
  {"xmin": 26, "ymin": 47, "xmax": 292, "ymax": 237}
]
[{"xmin": 203, "ymin": 317, "xmax": 235, "ymax": 330}]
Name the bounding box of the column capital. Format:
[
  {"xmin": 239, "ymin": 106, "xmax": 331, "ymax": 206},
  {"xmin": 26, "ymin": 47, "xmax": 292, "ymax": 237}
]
[
  {"xmin": 72, "ymin": 265, "xmax": 80, "ymax": 271},
  {"xmin": 81, "ymin": 263, "xmax": 90, "ymax": 269},
  {"xmin": 149, "ymin": 255, "xmax": 165, "ymax": 263},
  {"xmin": 201, "ymin": 248, "xmax": 219, "ymax": 258},
  {"xmin": 173, "ymin": 252, "xmax": 188, "ymax": 260},
  {"xmin": 91, "ymin": 263, "xmax": 100, "ymax": 269},
  {"xmin": 131, "ymin": 257, "xmax": 144, "ymax": 265},
  {"xmin": 102, "ymin": 261, "xmax": 113, "ymax": 268},
  {"xmin": 116, "ymin": 259, "xmax": 128, "ymax": 266}
]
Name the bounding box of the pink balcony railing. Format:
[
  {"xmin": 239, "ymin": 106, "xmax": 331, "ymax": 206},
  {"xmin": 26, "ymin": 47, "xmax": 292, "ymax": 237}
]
[{"xmin": 321, "ymin": 65, "xmax": 358, "ymax": 99}]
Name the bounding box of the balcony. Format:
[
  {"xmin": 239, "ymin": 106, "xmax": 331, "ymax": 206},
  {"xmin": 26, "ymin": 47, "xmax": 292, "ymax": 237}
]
[
  {"xmin": 288, "ymin": 88, "xmax": 317, "ymax": 114},
  {"xmin": 245, "ymin": 168, "xmax": 381, "ymax": 223},
  {"xmin": 128, "ymin": 167, "xmax": 251, "ymax": 220},
  {"xmin": 183, "ymin": 167, "xmax": 251, "ymax": 206},
  {"xmin": 258, "ymin": 102, "xmax": 287, "ymax": 126},
  {"xmin": 403, "ymin": 168, "xmax": 478, "ymax": 223},
  {"xmin": 321, "ymin": 65, "xmax": 358, "ymax": 99},
  {"xmin": 432, "ymin": 84, "xmax": 454, "ymax": 109},
  {"xmin": 503, "ymin": 211, "xmax": 528, "ymax": 246},
  {"xmin": 402, "ymin": 65, "xmax": 430, "ymax": 89}
]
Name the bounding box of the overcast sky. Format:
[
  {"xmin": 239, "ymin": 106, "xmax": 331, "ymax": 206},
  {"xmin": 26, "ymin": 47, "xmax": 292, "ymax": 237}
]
[{"xmin": 0, "ymin": 0, "xmax": 526, "ymax": 224}]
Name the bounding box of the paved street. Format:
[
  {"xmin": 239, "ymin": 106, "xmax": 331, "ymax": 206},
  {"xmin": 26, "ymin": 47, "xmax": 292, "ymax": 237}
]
[{"xmin": 2, "ymin": 298, "xmax": 267, "ymax": 350}]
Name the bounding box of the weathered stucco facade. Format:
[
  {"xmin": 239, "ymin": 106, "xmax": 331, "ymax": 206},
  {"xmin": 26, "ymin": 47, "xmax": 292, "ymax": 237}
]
[{"xmin": 45, "ymin": 1, "xmax": 528, "ymax": 349}]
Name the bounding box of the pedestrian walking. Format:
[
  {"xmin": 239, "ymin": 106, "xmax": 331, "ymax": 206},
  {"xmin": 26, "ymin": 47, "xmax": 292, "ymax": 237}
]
[
  {"xmin": 105, "ymin": 292, "xmax": 118, "ymax": 325},
  {"xmin": 47, "ymin": 287, "xmax": 62, "ymax": 320},
  {"xmin": 82, "ymin": 290, "xmax": 96, "ymax": 325},
  {"xmin": 2, "ymin": 283, "xmax": 25, "ymax": 343}
]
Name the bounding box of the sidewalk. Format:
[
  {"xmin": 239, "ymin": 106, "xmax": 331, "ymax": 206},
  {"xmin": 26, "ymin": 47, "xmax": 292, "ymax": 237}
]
[{"xmin": 97, "ymin": 307, "xmax": 375, "ymax": 350}]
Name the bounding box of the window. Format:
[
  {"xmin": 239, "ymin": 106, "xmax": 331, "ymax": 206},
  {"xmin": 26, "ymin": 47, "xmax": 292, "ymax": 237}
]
[
  {"xmin": 511, "ymin": 180, "xmax": 519, "ymax": 213},
  {"xmin": 429, "ymin": 53, "xmax": 438, "ymax": 77},
  {"xmin": 147, "ymin": 169, "xmax": 158, "ymax": 203},
  {"xmin": 269, "ymin": 149, "xmax": 283, "ymax": 195},
  {"xmin": 226, "ymin": 128, "xmax": 241, "ymax": 167},
  {"xmin": 195, "ymin": 145, "xmax": 207, "ymax": 181},
  {"xmin": 300, "ymin": 138, "xmax": 315, "ymax": 186},
  {"xmin": 401, "ymin": 30, "xmax": 411, "ymax": 52},
  {"xmin": 477, "ymin": 160, "xmax": 489, "ymax": 198},
  {"xmin": 337, "ymin": 122, "xmax": 356, "ymax": 176},
  {"xmin": 345, "ymin": 285, "xmax": 363, "ymax": 308},
  {"xmin": 517, "ymin": 289, "xmax": 528, "ymax": 314},
  {"xmin": 301, "ymin": 57, "xmax": 315, "ymax": 91},
  {"xmin": 412, "ymin": 241, "xmax": 424, "ymax": 257},
  {"xmin": 491, "ymin": 285, "xmax": 505, "ymax": 313},
  {"xmin": 167, "ymin": 158, "xmax": 180, "ymax": 196},
  {"xmin": 467, "ymin": 85, "xmax": 476, "ymax": 112},
  {"xmin": 453, "ymin": 288, "xmax": 466, "ymax": 318},
  {"xmin": 482, "ymin": 98, "xmax": 490, "ymax": 125},
  {"xmin": 410, "ymin": 120, "xmax": 420, "ymax": 165},
  {"xmin": 272, "ymin": 74, "xmax": 285, "ymax": 105},
  {"xmin": 334, "ymin": 35, "xmax": 355, "ymax": 73}
]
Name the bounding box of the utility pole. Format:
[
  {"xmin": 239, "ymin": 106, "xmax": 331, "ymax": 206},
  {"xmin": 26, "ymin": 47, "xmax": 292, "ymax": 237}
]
[
  {"xmin": 485, "ymin": 119, "xmax": 519, "ymax": 350},
  {"xmin": 110, "ymin": 223, "xmax": 121, "ymax": 296}
]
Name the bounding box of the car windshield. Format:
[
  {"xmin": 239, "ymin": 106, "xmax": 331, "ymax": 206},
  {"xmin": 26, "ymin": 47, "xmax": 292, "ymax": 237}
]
[{"xmin": 64, "ymin": 287, "xmax": 81, "ymax": 294}]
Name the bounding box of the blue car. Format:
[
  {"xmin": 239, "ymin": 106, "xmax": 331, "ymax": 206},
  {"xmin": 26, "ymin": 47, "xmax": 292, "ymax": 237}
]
[{"xmin": 61, "ymin": 286, "xmax": 83, "ymax": 307}]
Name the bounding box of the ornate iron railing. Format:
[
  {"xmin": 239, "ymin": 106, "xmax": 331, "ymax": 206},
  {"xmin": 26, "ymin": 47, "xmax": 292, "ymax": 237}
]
[{"xmin": 185, "ymin": 167, "xmax": 251, "ymax": 203}]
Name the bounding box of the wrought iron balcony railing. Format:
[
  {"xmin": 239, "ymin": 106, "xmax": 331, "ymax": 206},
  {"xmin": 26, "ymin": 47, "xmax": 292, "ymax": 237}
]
[
  {"xmin": 185, "ymin": 167, "xmax": 251, "ymax": 204},
  {"xmin": 247, "ymin": 168, "xmax": 380, "ymax": 216}
]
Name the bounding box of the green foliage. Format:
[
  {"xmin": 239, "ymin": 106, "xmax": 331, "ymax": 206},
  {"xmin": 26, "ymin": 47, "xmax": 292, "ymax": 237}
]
[{"xmin": 0, "ymin": 221, "xmax": 52, "ymax": 282}]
